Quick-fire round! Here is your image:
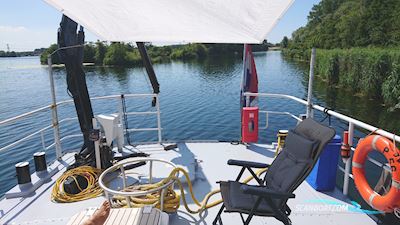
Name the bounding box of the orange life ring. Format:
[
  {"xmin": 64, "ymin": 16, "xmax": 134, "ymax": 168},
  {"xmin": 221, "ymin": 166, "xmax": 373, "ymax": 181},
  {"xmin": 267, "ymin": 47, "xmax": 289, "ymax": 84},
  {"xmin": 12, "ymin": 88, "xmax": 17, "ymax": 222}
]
[{"xmin": 352, "ymin": 135, "xmax": 400, "ymax": 212}]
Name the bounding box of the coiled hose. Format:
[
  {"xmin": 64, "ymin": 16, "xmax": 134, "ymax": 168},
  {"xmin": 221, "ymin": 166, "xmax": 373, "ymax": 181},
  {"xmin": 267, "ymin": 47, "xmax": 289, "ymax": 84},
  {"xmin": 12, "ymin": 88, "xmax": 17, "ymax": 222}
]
[
  {"xmin": 51, "ymin": 166, "xmax": 103, "ymax": 203},
  {"xmin": 113, "ymin": 167, "xmax": 269, "ymax": 214}
]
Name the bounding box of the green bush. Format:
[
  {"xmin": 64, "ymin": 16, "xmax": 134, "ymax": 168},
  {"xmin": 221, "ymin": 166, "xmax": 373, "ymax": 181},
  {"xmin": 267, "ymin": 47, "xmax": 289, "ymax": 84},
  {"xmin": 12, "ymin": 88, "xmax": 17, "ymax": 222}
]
[
  {"xmin": 103, "ymin": 43, "xmax": 131, "ymax": 66},
  {"xmin": 40, "ymin": 44, "xmax": 61, "ymax": 64},
  {"xmin": 41, "ymin": 42, "xmax": 270, "ymax": 66},
  {"xmin": 83, "ymin": 44, "xmax": 96, "ymax": 63},
  {"xmin": 40, "ymin": 43, "xmax": 97, "ymax": 65},
  {"xmin": 170, "ymin": 44, "xmax": 208, "ymax": 60},
  {"xmin": 282, "ymin": 48, "xmax": 309, "ymax": 61},
  {"xmin": 95, "ymin": 41, "xmax": 107, "ymax": 65},
  {"xmin": 125, "ymin": 50, "xmax": 142, "ymax": 66}
]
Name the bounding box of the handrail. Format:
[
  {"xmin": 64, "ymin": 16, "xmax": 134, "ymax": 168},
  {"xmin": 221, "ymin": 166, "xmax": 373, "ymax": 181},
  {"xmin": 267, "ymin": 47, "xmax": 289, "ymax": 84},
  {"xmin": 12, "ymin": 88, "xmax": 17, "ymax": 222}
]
[
  {"xmin": 0, "ymin": 93, "xmax": 162, "ymax": 154},
  {"xmin": 245, "ymin": 92, "xmax": 399, "ymax": 196},
  {"xmin": 259, "ymin": 110, "xmax": 302, "ymax": 122},
  {"xmin": 2, "ymin": 91, "xmax": 396, "ymax": 174},
  {"xmin": 244, "ymin": 92, "xmax": 400, "ymax": 143},
  {"xmin": 0, "ymin": 105, "xmax": 52, "ymax": 126},
  {"xmin": 0, "ymin": 116, "xmax": 82, "ymax": 153},
  {"xmin": 1, "ymin": 90, "xmax": 397, "ymax": 203},
  {"xmin": 259, "ymin": 109, "xmax": 393, "ymax": 174},
  {"xmin": 3, "ymin": 92, "xmax": 397, "ymax": 146},
  {"xmin": 0, "ymin": 124, "xmax": 52, "ymax": 152},
  {"xmin": 0, "ymin": 93, "xmax": 158, "ymax": 126}
]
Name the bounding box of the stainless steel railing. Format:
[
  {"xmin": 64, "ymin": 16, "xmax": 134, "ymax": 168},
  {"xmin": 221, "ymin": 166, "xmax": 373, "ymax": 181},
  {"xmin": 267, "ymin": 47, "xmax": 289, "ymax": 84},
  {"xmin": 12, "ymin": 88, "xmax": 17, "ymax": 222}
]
[
  {"xmin": 244, "ymin": 92, "xmax": 399, "ymax": 196},
  {"xmin": 1, "ymin": 90, "xmax": 397, "ymax": 197},
  {"xmin": 0, "ymin": 93, "xmax": 162, "ymax": 158}
]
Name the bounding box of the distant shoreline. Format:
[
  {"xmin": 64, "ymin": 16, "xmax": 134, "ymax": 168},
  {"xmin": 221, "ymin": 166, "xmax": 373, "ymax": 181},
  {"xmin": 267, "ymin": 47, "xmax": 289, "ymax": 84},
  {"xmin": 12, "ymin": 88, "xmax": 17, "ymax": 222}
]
[
  {"xmin": 0, "ymin": 48, "xmax": 46, "ymax": 58},
  {"xmin": 39, "ymin": 42, "xmax": 274, "ymax": 66},
  {"xmin": 0, "ymin": 54, "xmax": 41, "ymax": 58},
  {"xmin": 0, "ymin": 55, "xmax": 41, "ymax": 59}
]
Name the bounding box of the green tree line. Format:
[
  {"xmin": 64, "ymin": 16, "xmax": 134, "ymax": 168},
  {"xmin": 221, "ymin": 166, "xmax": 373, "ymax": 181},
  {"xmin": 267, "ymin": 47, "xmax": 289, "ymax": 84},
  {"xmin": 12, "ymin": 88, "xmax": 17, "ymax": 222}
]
[
  {"xmin": 40, "ymin": 41, "xmax": 270, "ymax": 66},
  {"xmin": 285, "ymin": 0, "xmax": 400, "ymax": 49},
  {"xmin": 0, "ymin": 48, "xmax": 45, "ymax": 57},
  {"xmin": 281, "ymin": 0, "xmax": 400, "ymax": 109}
]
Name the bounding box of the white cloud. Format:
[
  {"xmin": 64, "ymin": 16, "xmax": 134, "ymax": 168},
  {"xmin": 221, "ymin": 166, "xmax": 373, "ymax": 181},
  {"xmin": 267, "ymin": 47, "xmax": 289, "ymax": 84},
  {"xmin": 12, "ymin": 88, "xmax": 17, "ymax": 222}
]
[
  {"xmin": 0, "ymin": 25, "xmax": 55, "ymax": 51},
  {"xmin": 0, "ymin": 25, "xmax": 100, "ymax": 52},
  {"xmin": 0, "ymin": 25, "xmax": 28, "ymax": 33}
]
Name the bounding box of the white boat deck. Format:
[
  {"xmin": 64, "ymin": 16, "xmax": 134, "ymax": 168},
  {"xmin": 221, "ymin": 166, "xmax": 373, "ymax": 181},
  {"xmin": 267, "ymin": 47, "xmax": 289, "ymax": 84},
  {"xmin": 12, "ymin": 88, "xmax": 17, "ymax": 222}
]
[{"xmin": 0, "ymin": 142, "xmax": 377, "ymax": 225}]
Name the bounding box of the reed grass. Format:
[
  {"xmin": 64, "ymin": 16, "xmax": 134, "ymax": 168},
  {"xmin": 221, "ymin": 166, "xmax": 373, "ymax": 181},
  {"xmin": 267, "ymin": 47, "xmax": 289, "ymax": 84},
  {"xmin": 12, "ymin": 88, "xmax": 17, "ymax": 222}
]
[{"xmin": 283, "ymin": 48, "xmax": 400, "ymax": 108}]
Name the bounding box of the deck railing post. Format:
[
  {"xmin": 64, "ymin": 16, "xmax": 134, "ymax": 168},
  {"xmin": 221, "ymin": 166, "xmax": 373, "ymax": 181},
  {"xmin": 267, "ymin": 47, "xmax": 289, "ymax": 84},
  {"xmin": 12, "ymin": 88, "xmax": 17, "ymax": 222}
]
[
  {"xmin": 92, "ymin": 118, "xmax": 102, "ymax": 169},
  {"xmin": 343, "ymin": 122, "xmax": 354, "ymax": 196},
  {"xmin": 118, "ymin": 95, "xmax": 125, "ymax": 150},
  {"xmin": 156, "ymin": 95, "xmax": 162, "ymax": 143},
  {"xmin": 118, "ymin": 95, "xmax": 125, "ymax": 130},
  {"xmin": 306, "ymin": 48, "xmax": 316, "ymax": 118},
  {"xmin": 48, "ymin": 56, "xmax": 62, "ymax": 159}
]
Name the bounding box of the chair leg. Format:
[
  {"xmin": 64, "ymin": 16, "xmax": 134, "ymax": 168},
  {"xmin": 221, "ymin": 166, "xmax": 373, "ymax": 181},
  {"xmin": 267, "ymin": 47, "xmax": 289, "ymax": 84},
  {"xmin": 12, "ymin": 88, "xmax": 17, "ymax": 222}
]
[
  {"xmin": 213, "ymin": 204, "xmax": 225, "ymax": 225},
  {"xmin": 279, "ymin": 214, "xmax": 292, "ymax": 225},
  {"xmin": 261, "ymin": 196, "xmax": 292, "ymax": 225},
  {"xmin": 241, "ymin": 196, "xmax": 261, "ymax": 225},
  {"xmin": 244, "ymin": 213, "xmax": 254, "ymax": 225},
  {"xmin": 239, "ymin": 213, "xmax": 246, "ymax": 224}
]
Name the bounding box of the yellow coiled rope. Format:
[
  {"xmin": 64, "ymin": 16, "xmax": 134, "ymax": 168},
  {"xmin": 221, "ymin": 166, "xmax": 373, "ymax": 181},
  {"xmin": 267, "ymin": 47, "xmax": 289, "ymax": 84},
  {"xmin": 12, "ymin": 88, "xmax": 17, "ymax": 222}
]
[
  {"xmin": 51, "ymin": 166, "xmax": 103, "ymax": 203},
  {"xmin": 113, "ymin": 167, "xmax": 269, "ymax": 214}
]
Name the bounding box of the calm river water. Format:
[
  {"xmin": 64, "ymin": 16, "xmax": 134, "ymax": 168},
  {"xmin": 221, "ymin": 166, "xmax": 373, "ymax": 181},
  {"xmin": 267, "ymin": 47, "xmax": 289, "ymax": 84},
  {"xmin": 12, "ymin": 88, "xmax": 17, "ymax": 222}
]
[{"xmin": 0, "ymin": 51, "xmax": 398, "ymax": 199}]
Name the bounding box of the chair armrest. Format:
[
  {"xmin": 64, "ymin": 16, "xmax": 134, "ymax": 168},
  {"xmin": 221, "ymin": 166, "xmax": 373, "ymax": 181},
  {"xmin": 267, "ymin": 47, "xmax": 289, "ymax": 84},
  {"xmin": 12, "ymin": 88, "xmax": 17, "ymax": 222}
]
[
  {"xmin": 241, "ymin": 185, "xmax": 295, "ymax": 199},
  {"xmin": 227, "ymin": 159, "xmax": 270, "ymax": 168}
]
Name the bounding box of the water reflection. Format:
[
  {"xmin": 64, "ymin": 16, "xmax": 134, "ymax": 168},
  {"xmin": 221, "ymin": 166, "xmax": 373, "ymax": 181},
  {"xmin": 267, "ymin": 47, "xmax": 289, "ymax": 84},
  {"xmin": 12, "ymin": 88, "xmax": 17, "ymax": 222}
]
[
  {"xmin": 310, "ymin": 66, "xmax": 400, "ymax": 134},
  {"xmin": 0, "ymin": 53, "xmax": 399, "ymax": 198},
  {"xmin": 195, "ymin": 54, "xmax": 241, "ymax": 77}
]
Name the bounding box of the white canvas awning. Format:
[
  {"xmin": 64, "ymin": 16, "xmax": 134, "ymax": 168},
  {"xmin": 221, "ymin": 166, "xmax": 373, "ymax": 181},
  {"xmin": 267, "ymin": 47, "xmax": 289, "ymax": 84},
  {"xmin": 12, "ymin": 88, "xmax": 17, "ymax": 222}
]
[{"xmin": 43, "ymin": 0, "xmax": 294, "ymax": 44}]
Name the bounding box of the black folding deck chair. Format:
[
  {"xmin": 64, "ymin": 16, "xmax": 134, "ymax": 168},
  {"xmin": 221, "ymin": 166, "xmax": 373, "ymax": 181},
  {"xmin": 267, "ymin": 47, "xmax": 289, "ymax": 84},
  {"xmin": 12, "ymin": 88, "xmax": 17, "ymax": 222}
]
[{"xmin": 213, "ymin": 118, "xmax": 336, "ymax": 225}]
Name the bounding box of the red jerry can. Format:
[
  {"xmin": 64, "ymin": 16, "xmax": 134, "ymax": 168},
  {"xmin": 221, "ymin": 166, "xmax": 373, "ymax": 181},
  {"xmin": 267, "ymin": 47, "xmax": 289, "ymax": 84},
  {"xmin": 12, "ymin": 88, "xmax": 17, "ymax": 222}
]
[{"xmin": 242, "ymin": 107, "xmax": 259, "ymax": 143}]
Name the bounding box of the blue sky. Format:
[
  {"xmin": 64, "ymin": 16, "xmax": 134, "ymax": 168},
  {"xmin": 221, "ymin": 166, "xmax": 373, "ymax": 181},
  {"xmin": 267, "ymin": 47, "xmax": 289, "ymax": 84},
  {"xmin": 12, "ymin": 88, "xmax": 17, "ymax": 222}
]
[{"xmin": 0, "ymin": 0, "xmax": 320, "ymax": 51}]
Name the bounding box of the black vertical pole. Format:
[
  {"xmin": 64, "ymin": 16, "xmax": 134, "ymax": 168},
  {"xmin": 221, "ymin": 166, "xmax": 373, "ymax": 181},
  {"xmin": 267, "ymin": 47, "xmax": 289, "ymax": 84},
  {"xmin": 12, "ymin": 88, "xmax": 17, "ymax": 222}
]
[
  {"xmin": 58, "ymin": 15, "xmax": 95, "ymax": 166},
  {"xmin": 136, "ymin": 42, "xmax": 160, "ymax": 106}
]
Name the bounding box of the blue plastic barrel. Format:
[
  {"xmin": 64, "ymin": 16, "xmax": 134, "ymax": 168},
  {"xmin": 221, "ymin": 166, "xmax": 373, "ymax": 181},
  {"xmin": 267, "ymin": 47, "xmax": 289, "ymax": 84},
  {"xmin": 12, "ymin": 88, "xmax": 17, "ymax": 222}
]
[{"xmin": 306, "ymin": 134, "xmax": 342, "ymax": 191}]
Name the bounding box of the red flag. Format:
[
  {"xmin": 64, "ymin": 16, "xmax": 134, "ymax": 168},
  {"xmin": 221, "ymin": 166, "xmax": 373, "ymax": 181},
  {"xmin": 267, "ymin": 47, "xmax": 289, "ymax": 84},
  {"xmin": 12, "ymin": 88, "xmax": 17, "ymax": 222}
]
[{"xmin": 241, "ymin": 44, "xmax": 258, "ymax": 107}]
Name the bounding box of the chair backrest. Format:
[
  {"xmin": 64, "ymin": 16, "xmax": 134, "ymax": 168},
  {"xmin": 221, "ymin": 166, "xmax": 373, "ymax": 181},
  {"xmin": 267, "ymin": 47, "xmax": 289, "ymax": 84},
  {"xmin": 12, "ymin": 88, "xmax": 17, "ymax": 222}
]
[
  {"xmin": 263, "ymin": 118, "xmax": 335, "ymax": 206},
  {"xmin": 292, "ymin": 118, "xmax": 336, "ymax": 189}
]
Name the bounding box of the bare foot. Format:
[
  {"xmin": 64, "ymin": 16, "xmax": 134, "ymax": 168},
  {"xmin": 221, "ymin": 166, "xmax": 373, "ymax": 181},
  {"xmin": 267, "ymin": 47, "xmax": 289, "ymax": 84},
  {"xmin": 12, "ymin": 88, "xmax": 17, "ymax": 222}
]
[{"xmin": 82, "ymin": 201, "xmax": 111, "ymax": 225}]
